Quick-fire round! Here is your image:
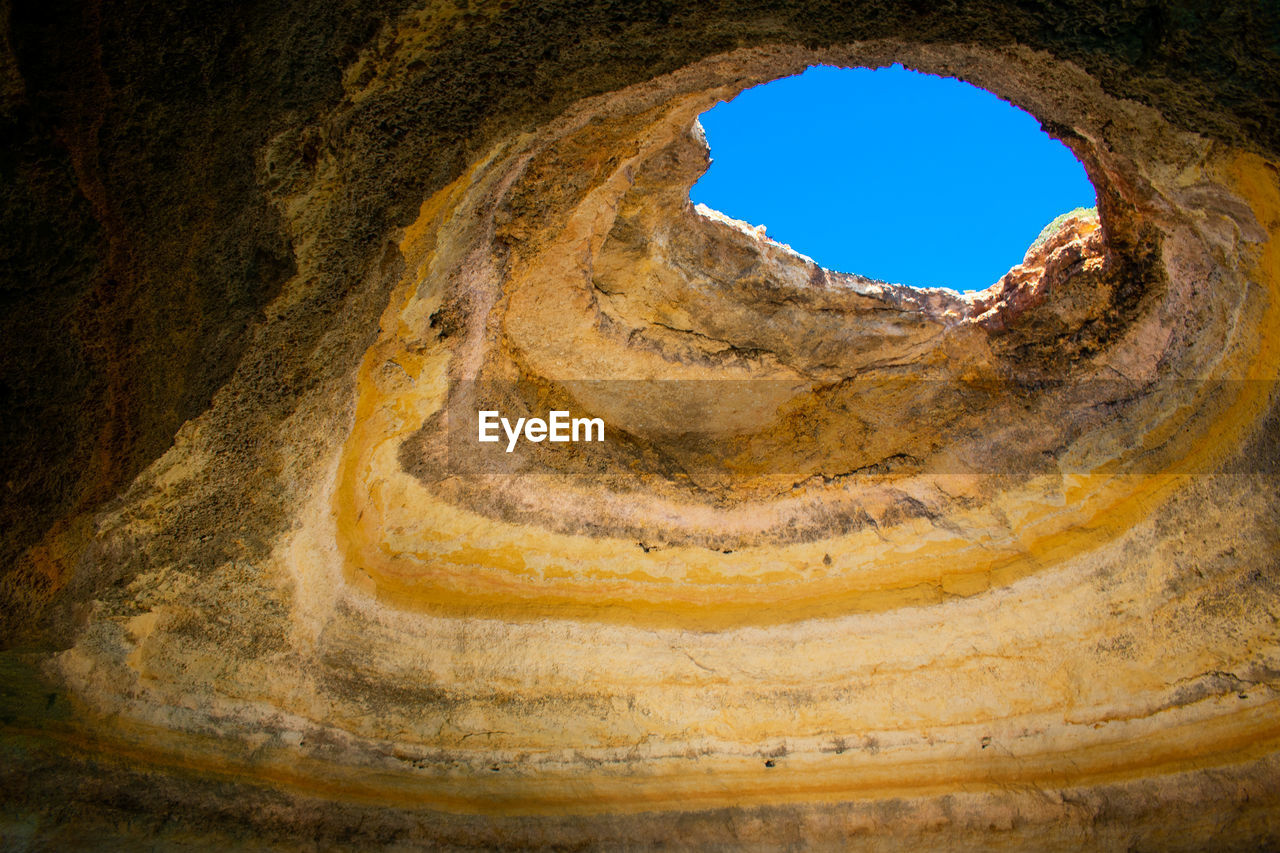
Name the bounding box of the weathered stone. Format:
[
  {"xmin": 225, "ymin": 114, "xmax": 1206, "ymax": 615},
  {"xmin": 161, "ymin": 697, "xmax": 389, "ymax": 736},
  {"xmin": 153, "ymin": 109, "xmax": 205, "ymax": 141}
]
[{"xmin": 2, "ymin": 3, "xmax": 1279, "ymax": 849}]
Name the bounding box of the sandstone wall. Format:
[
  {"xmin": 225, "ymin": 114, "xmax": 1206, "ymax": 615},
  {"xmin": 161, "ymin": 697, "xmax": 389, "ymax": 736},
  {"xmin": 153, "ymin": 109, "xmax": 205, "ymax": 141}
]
[{"xmin": 2, "ymin": 1, "xmax": 1279, "ymax": 849}]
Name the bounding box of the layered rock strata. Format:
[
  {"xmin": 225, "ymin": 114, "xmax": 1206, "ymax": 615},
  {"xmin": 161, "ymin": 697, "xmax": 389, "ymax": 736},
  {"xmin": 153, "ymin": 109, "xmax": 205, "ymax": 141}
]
[{"xmin": 3, "ymin": 6, "xmax": 1280, "ymax": 850}]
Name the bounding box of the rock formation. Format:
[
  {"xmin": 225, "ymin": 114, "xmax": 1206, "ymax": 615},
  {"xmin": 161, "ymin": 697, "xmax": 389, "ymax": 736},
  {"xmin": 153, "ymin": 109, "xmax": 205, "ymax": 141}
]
[{"xmin": 2, "ymin": 2, "xmax": 1279, "ymax": 849}]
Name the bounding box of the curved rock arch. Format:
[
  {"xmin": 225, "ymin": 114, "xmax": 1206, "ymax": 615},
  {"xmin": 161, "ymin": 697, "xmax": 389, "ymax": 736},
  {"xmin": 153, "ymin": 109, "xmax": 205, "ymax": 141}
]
[{"xmin": 2, "ymin": 3, "xmax": 1279, "ymax": 848}]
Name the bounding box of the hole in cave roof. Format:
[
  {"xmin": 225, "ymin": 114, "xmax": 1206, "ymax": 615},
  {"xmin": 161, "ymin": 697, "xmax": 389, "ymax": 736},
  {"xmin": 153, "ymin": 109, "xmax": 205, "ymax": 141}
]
[{"xmin": 690, "ymin": 63, "xmax": 1098, "ymax": 292}]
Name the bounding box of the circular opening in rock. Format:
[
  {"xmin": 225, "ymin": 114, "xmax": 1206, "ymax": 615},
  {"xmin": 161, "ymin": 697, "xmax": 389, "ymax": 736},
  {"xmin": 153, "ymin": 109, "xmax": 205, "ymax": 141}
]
[{"xmin": 690, "ymin": 63, "xmax": 1099, "ymax": 292}]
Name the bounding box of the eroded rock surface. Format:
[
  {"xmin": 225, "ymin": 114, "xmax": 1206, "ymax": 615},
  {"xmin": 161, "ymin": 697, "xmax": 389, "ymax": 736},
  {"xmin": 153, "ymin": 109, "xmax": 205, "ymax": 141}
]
[{"xmin": 2, "ymin": 4, "xmax": 1280, "ymax": 850}]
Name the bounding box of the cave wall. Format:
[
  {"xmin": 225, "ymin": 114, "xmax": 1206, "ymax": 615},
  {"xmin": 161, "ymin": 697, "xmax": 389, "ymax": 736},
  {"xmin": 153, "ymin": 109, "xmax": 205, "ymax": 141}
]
[{"xmin": 2, "ymin": 1, "xmax": 1280, "ymax": 849}]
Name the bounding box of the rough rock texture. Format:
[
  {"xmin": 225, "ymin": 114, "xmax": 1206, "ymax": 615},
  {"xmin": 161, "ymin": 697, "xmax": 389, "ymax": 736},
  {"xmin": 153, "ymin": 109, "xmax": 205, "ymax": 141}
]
[{"xmin": 2, "ymin": 2, "xmax": 1280, "ymax": 850}]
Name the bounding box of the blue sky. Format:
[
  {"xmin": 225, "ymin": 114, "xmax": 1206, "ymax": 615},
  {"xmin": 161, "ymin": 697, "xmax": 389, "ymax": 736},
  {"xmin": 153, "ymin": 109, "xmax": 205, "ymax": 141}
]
[{"xmin": 689, "ymin": 64, "xmax": 1097, "ymax": 292}]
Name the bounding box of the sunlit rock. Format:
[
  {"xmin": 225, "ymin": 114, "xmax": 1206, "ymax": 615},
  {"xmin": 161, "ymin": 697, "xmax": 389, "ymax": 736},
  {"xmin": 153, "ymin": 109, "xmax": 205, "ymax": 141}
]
[{"xmin": 2, "ymin": 7, "xmax": 1279, "ymax": 850}]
